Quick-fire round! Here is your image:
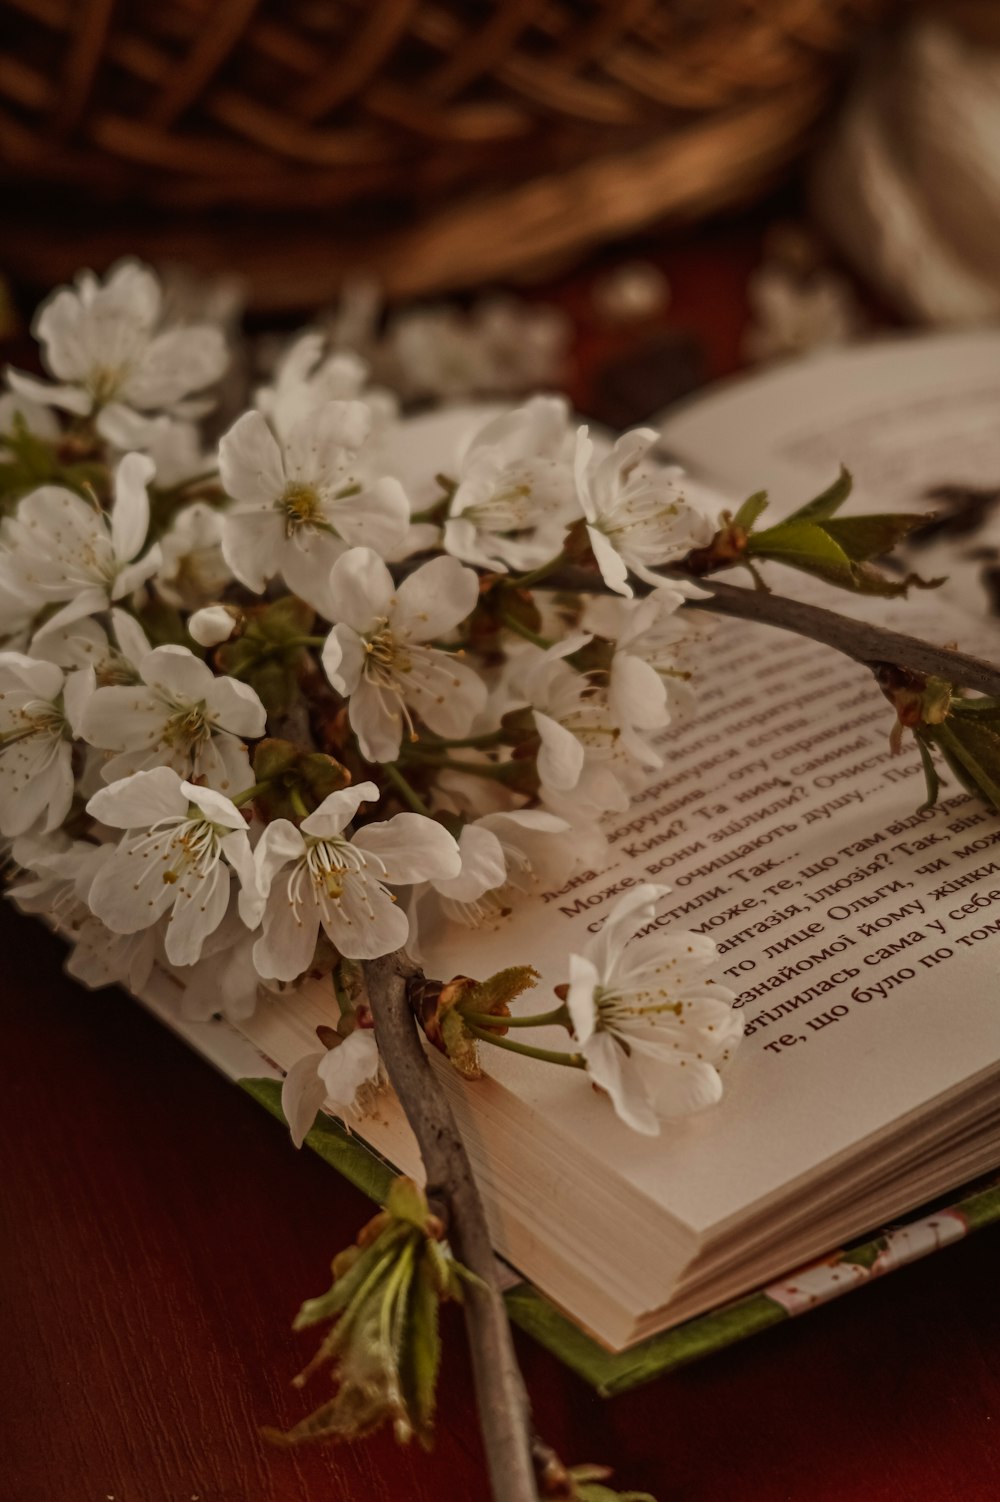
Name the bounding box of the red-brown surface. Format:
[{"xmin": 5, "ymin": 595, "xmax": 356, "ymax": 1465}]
[{"xmin": 3, "ymin": 902, "xmax": 1000, "ymax": 1502}]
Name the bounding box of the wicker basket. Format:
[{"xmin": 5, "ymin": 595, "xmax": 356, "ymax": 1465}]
[{"xmin": 1, "ymin": 0, "xmax": 887, "ymax": 309}]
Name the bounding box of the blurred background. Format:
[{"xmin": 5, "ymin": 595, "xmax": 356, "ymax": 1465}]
[{"xmin": 1, "ymin": 0, "xmax": 998, "ymax": 424}]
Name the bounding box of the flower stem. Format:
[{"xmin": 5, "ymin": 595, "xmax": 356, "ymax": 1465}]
[
  {"xmin": 231, "ymin": 778, "xmax": 272, "ymax": 807},
  {"xmin": 383, "ymin": 761, "xmax": 433, "ymax": 818},
  {"xmin": 462, "ymin": 1007, "xmax": 571, "ymax": 1031},
  {"xmin": 289, "ymin": 785, "xmax": 310, "ymax": 821},
  {"xmin": 363, "ymin": 952, "xmax": 539, "ymax": 1502},
  {"xmin": 499, "ymin": 611, "xmax": 552, "ymax": 650},
  {"xmin": 465, "ymin": 1024, "xmax": 585, "ymax": 1069},
  {"xmin": 508, "ymin": 552, "xmax": 567, "ymax": 590},
  {"xmin": 402, "ymin": 753, "xmax": 521, "ymax": 784},
  {"xmin": 421, "ymin": 730, "xmax": 505, "ymax": 750}
]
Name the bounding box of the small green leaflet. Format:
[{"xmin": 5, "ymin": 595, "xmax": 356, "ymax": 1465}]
[{"xmin": 744, "ymin": 466, "xmax": 941, "ymax": 597}]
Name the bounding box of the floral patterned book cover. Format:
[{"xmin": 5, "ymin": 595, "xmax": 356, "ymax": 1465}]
[{"xmin": 239, "ymin": 1074, "xmax": 1000, "ymax": 1397}]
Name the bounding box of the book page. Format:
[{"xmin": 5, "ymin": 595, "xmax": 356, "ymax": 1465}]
[
  {"xmin": 420, "ymin": 607, "xmax": 1000, "ymax": 1242},
  {"xmin": 659, "ymin": 329, "xmax": 1000, "ymax": 620},
  {"xmin": 658, "ymin": 329, "xmax": 1000, "ymax": 515}
]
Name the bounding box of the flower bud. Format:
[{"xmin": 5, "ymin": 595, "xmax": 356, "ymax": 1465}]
[{"xmin": 189, "ymin": 603, "xmax": 240, "ymax": 647}]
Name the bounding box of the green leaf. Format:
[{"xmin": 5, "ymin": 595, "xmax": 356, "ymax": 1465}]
[
  {"xmin": 785, "ymin": 465, "xmax": 853, "ymax": 523},
  {"xmin": 929, "ymin": 717, "xmax": 1000, "ymax": 810},
  {"xmin": 747, "ymin": 519, "xmax": 856, "ymax": 580},
  {"xmin": 822, "ymin": 513, "xmax": 927, "ymax": 562},
  {"xmin": 399, "ymin": 1254, "xmax": 442, "ymax": 1447},
  {"xmin": 748, "ymin": 517, "xmax": 940, "ymax": 597},
  {"xmin": 915, "ymin": 734, "xmax": 941, "ymax": 813},
  {"xmin": 293, "ymin": 1225, "xmax": 407, "ymax": 1330},
  {"xmin": 439, "ymin": 1004, "xmax": 482, "ymax": 1079},
  {"xmin": 386, "ymin": 1177, "xmax": 430, "ymax": 1231},
  {"xmin": 468, "ymin": 965, "xmax": 539, "ymax": 1017},
  {"xmin": 731, "ymin": 489, "xmax": 769, "ymax": 531},
  {"xmin": 572, "ymin": 1484, "xmax": 657, "ymax": 1502}
]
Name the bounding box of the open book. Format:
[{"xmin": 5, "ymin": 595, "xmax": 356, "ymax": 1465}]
[{"xmin": 143, "ymin": 330, "xmax": 1000, "ymax": 1378}]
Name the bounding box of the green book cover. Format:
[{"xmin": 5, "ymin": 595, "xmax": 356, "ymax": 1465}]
[{"xmin": 239, "ymin": 1076, "xmax": 1000, "ymax": 1397}]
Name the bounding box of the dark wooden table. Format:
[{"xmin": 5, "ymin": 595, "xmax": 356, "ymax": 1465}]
[{"xmin": 3, "ymin": 903, "xmax": 1000, "ymax": 1502}]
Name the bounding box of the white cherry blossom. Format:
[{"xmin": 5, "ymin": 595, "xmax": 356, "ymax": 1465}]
[
  {"xmin": 7, "ymin": 261, "xmax": 227, "ymax": 438},
  {"xmin": 422, "ymin": 809, "xmax": 573, "ymax": 928},
  {"xmin": 30, "ymin": 607, "xmax": 150, "ymax": 686},
  {"xmin": 280, "ymin": 1030, "xmax": 383, "ymax": 1147},
  {"xmin": 155, "ymin": 501, "xmax": 230, "ymax": 609},
  {"xmin": 99, "ymin": 409, "xmax": 209, "ymax": 489},
  {"xmin": 518, "ymin": 635, "xmax": 635, "ymax": 814},
  {"xmin": 6, "ymin": 829, "xmax": 83, "ymax": 922},
  {"xmin": 443, "ymin": 397, "xmax": 575, "ymax": 571},
  {"xmin": 82, "ymin": 644, "xmax": 265, "ymax": 792},
  {"xmin": 573, "ymin": 427, "xmax": 712, "ymax": 596},
  {"xmin": 218, "ymin": 402, "xmax": 409, "ymax": 609},
  {"xmin": 321, "ymin": 548, "xmax": 486, "ymax": 762},
  {"xmin": 0, "ymin": 453, "xmax": 160, "ymax": 638},
  {"xmin": 0, "ymin": 654, "xmax": 88, "ymax": 835},
  {"xmin": 0, "ymin": 390, "xmax": 59, "ymax": 453},
  {"xmin": 86, "ymin": 767, "xmax": 257, "ymax": 967},
  {"xmin": 580, "ymin": 589, "xmax": 705, "ymax": 767},
  {"xmin": 566, "ymin": 885, "xmax": 741, "ymax": 1134},
  {"xmin": 69, "ymin": 908, "xmax": 161, "ymax": 993},
  {"xmin": 252, "ymin": 782, "xmax": 461, "ymax": 979},
  {"xmin": 6, "ymin": 832, "xmax": 160, "ymax": 989},
  {"xmin": 188, "ymin": 604, "xmax": 238, "ymax": 647},
  {"xmin": 172, "ymin": 906, "xmax": 265, "ymax": 1023},
  {"xmin": 255, "ymin": 331, "xmax": 397, "ymax": 442}
]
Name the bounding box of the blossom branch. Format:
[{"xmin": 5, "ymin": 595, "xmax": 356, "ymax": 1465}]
[
  {"xmin": 538, "ymin": 568, "xmax": 1000, "ymax": 698},
  {"xmin": 362, "ymin": 951, "xmax": 539, "ymax": 1502}
]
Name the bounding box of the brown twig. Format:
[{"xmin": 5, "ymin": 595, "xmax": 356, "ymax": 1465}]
[
  {"xmin": 540, "ymin": 568, "xmax": 1000, "ymax": 698},
  {"xmin": 362, "ymin": 952, "xmax": 539, "ymax": 1502}
]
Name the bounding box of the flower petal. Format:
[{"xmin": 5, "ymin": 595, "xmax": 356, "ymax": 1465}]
[
  {"xmin": 252, "ymin": 819, "xmax": 306, "ymax": 898},
  {"xmin": 164, "ymin": 860, "xmax": 231, "ymax": 966},
  {"xmin": 6, "ymin": 367, "xmax": 93, "ymax": 415},
  {"xmin": 300, "ymin": 781, "xmax": 380, "ymax": 839},
  {"xmin": 393, "ymin": 554, "xmax": 480, "ymax": 642},
  {"xmin": 565, "ymin": 952, "xmax": 600, "ymax": 1046},
  {"xmin": 31, "ymin": 588, "xmax": 109, "ymax": 641},
  {"xmin": 218, "ymin": 410, "xmax": 285, "ymax": 507},
  {"xmin": 204, "ymin": 674, "xmax": 267, "ymax": 738},
  {"xmin": 352, "ymin": 813, "xmax": 461, "ymax": 885},
  {"xmin": 281, "ymin": 1052, "xmax": 329, "ymax": 1148},
  {"xmin": 586, "ymin": 524, "xmax": 632, "ymax": 597},
  {"xmin": 321, "ymin": 623, "xmax": 366, "ymax": 695},
  {"xmin": 110, "ymin": 452, "xmax": 155, "ymax": 562},
  {"xmin": 533, "ymin": 710, "xmax": 584, "ymax": 792},
  {"xmin": 86, "ymin": 765, "xmax": 187, "ymax": 827},
  {"xmin": 348, "ymin": 677, "xmax": 404, "ymax": 764},
  {"xmin": 430, "ymin": 822, "xmax": 506, "ymax": 901},
  {"xmin": 583, "ymin": 1032, "xmax": 659, "ymax": 1136},
  {"xmin": 221, "ymin": 509, "xmax": 286, "ymax": 594},
  {"xmin": 325, "ymin": 873, "xmax": 409, "ymax": 959},
  {"xmin": 255, "ymin": 886, "xmax": 321, "ymax": 982},
  {"xmin": 316, "ymin": 1030, "xmax": 381, "ymax": 1115},
  {"xmin": 326, "ymin": 547, "xmax": 394, "ymax": 633}
]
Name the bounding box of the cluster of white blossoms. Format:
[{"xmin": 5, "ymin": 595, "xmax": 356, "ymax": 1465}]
[{"xmin": 0, "ymin": 259, "xmax": 740, "ymax": 1138}]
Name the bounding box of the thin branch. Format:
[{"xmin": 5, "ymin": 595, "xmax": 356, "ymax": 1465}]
[
  {"xmin": 363, "ymin": 953, "xmax": 538, "ymax": 1502},
  {"xmin": 540, "ymin": 568, "xmax": 1000, "ymax": 698}
]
